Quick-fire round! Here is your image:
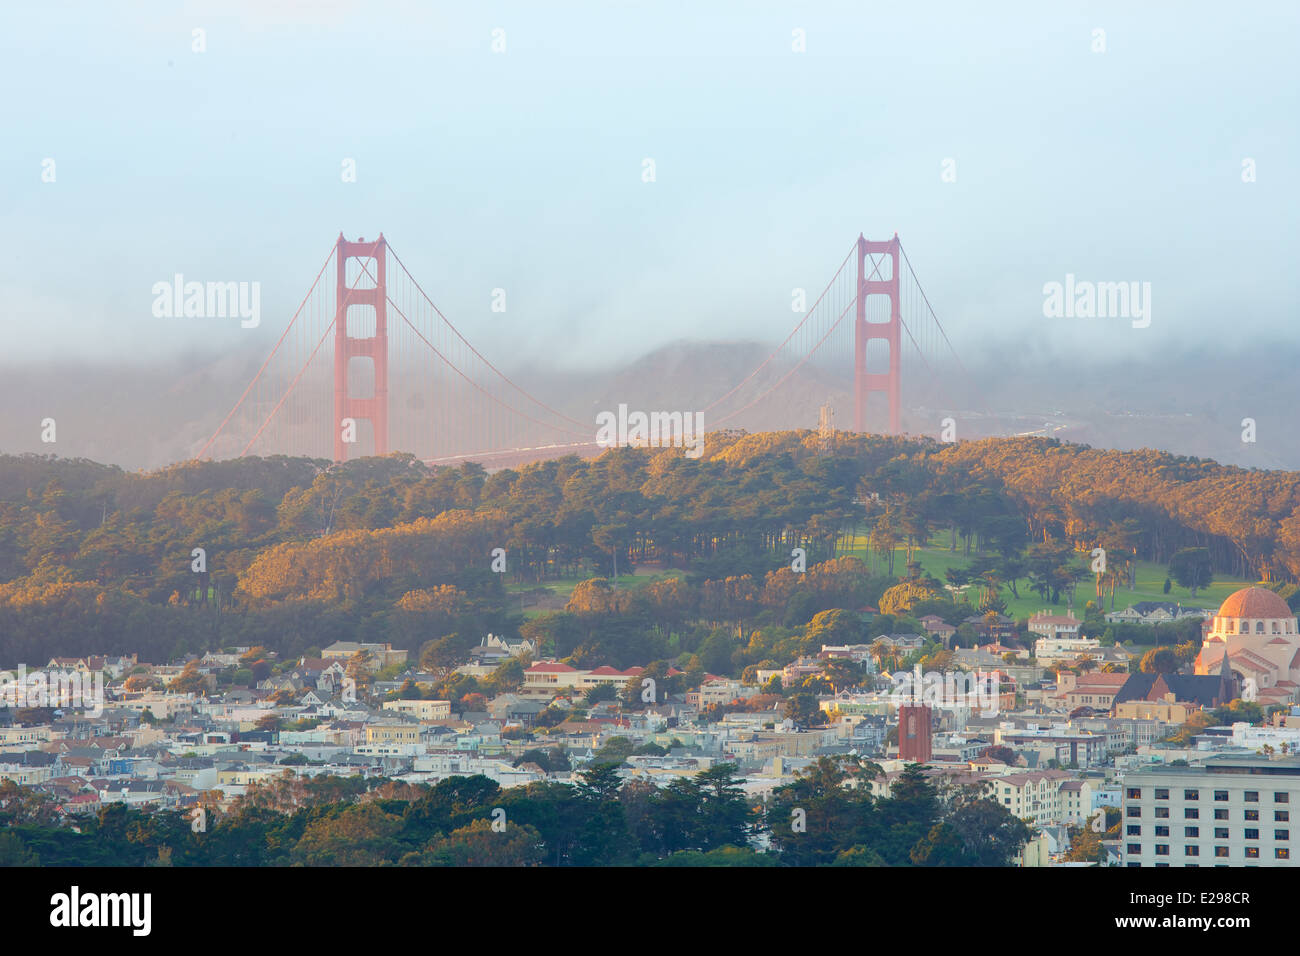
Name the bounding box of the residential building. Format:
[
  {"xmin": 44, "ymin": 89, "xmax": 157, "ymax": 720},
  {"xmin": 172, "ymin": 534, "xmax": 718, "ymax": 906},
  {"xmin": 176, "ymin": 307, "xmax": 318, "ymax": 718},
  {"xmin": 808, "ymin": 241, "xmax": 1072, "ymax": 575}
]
[
  {"xmin": 381, "ymin": 699, "xmax": 452, "ymax": 721},
  {"xmin": 984, "ymin": 769, "xmax": 1080, "ymax": 826},
  {"xmin": 1112, "ymin": 663, "xmax": 1233, "ymax": 716},
  {"xmin": 522, "ymin": 662, "xmax": 643, "ymax": 695},
  {"xmin": 1052, "ymin": 671, "xmax": 1131, "ymax": 711},
  {"xmin": 320, "ymin": 642, "xmax": 409, "ymax": 671},
  {"xmin": 1121, "ymin": 755, "xmax": 1300, "ymax": 867},
  {"xmin": 1028, "ymin": 610, "xmax": 1082, "ymax": 640},
  {"xmin": 1034, "ymin": 636, "xmax": 1103, "ymax": 664},
  {"xmin": 365, "ymin": 722, "xmax": 423, "ymax": 747},
  {"xmin": 1105, "ymin": 602, "xmax": 1210, "ymax": 626},
  {"xmin": 918, "ymin": 615, "xmax": 956, "ymax": 644}
]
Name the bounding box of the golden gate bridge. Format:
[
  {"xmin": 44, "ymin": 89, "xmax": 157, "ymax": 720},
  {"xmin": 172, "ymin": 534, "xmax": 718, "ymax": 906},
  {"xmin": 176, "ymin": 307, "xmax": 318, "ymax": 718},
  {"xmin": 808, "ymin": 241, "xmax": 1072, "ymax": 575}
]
[{"xmin": 196, "ymin": 233, "xmax": 979, "ymax": 469}]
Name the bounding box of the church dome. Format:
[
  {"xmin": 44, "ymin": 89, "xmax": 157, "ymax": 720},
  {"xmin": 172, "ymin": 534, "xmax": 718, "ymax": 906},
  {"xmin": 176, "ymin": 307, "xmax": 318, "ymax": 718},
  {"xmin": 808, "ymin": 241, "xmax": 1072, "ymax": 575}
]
[{"xmin": 1216, "ymin": 586, "xmax": 1293, "ymax": 620}]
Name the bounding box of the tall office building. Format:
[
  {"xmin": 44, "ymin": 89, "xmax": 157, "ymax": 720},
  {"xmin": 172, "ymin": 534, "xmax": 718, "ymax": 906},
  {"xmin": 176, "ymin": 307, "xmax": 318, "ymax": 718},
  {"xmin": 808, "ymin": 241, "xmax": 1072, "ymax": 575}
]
[{"xmin": 1121, "ymin": 756, "xmax": 1300, "ymax": 866}]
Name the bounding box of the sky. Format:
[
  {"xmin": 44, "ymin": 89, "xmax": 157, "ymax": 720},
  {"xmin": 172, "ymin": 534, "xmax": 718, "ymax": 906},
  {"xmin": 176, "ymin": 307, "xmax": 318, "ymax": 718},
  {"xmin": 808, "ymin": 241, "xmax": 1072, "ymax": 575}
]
[{"xmin": 2, "ymin": 0, "xmax": 1297, "ymax": 373}]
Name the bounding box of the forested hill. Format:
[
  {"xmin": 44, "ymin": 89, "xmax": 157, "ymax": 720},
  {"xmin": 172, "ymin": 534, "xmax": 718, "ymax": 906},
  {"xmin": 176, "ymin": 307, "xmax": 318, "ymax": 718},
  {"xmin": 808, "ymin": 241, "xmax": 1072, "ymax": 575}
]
[{"xmin": 0, "ymin": 430, "xmax": 1297, "ymax": 667}]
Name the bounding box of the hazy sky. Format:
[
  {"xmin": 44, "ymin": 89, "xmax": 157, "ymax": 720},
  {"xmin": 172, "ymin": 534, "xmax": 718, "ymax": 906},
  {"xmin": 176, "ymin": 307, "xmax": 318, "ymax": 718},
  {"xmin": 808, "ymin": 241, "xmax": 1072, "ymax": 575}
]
[{"xmin": 3, "ymin": 0, "xmax": 1297, "ymax": 372}]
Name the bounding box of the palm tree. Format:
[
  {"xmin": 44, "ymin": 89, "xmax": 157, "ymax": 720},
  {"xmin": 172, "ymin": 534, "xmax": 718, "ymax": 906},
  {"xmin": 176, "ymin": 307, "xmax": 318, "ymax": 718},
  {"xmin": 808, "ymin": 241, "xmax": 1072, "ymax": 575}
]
[{"xmin": 870, "ymin": 638, "xmax": 900, "ymax": 675}]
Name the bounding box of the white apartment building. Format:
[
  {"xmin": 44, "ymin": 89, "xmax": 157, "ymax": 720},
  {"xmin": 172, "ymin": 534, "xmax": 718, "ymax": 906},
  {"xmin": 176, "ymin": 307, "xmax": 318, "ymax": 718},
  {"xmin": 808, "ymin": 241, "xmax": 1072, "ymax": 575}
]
[
  {"xmin": 381, "ymin": 699, "xmax": 452, "ymax": 720},
  {"xmin": 1033, "ymin": 636, "xmax": 1102, "ymax": 663},
  {"xmin": 522, "ymin": 662, "xmax": 642, "ymax": 695},
  {"xmin": 1061, "ymin": 779, "xmax": 1096, "ymax": 825},
  {"xmin": 1121, "ymin": 756, "xmax": 1300, "ymax": 867},
  {"xmin": 1229, "ymin": 722, "xmax": 1300, "ymax": 753}
]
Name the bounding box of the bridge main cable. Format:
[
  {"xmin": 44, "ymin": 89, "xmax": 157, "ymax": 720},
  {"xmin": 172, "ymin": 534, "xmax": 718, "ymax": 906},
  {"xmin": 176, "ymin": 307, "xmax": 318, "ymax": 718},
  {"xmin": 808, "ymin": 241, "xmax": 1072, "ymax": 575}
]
[
  {"xmin": 698, "ymin": 240, "xmax": 857, "ymax": 417},
  {"xmin": 897, "ymin": 239, "xmax": 989, "ymax": 415},
  {"xmin": 354, "ymin": 256, "xmax": 593, "ymax": 441},
  {"xmin": 194, "ymin": 242, "xmax": 337, "ymax": 460},
  {"xmin": 385, "ymin": 243, "xmax": 591, "ymax": 433}
]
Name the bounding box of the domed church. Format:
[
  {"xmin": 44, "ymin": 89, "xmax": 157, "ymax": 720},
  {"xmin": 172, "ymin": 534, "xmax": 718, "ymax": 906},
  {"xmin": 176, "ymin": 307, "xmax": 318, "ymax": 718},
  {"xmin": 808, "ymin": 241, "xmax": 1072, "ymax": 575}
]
[{"xmin": 1194, "ymin": 586, "xmax": 1300, "ymax": 705}]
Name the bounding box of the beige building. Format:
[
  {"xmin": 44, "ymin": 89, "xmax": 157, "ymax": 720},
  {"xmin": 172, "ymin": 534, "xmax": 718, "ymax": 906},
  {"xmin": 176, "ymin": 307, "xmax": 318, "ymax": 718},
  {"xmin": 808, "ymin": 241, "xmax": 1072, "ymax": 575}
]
[
  {"xmin": 985, "ymin": 770, "xmax": 1084, "ymax": 826},
  {"xmin": 725, "ymin": 730, "xmax": 835, "ymax": 762},
  {"xmin": 1028, "ymin": 611, "xmax": 1082, "ymax": 639},
  {"xmin": 321, "ymin": 642, "xmax": 409, "ymax": 672},
  {"xmin": 216, "ymin": 767, "xmax": 288, "ymax": 788},
  {"xmin": 381, "ymin": 699, "xmax": 451, "ymax": 721},
  {"xmin": 0, "ymin": 725, "xmax": 52, "ymax": 750},
  {"xmin": 1016, "ymin": 831, "xmax": 1054, "ymax": 867},
  {"xmin": 0, "ymin": 763, "xmax": 53, "ymax": 786},
  {"xmin": 365, "ymin": 722, "xmax": 423, "ymax": 747},
  {"xmin": 1052, "ymin": 672, "xmax": 1130, "ymax": 711},
  {"xmin": 1114, "ymin": 698, "xmax": 1200, "ymax": 724}
]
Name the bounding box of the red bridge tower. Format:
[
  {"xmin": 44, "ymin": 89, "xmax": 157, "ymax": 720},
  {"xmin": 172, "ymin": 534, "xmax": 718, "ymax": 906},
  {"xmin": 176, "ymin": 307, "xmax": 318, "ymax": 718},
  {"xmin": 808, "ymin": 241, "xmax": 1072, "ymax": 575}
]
[
  {"xmin": 333, "ymin": 234, "xmax": 389, "ymax": 462},
  {"xmin": 853, "ymin": 234, "xmax": 901, "ymax": 434}
]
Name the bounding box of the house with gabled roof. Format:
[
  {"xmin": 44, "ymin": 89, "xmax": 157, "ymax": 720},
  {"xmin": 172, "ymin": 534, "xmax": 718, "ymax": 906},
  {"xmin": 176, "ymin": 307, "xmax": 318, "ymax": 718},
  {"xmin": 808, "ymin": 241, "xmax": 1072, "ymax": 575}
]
[{"xmin": 1112, "ymin": 657, "xmax": 1232, "ymax": 716}]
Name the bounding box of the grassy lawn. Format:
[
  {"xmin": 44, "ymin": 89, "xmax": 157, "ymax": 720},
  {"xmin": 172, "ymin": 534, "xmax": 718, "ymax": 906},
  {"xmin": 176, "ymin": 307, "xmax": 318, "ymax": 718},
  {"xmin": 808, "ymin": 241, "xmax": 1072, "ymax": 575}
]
[
  {"xmin": 504, "ymin": 534, "xmax": 1257, "ymax": 627},
  {"xmin": 838, "ymin": 530, "xmax": 1254, "ymax": 622},
  {"xmin": 505, "ymin": 566, "xmax": 686, "ymax": 618}
]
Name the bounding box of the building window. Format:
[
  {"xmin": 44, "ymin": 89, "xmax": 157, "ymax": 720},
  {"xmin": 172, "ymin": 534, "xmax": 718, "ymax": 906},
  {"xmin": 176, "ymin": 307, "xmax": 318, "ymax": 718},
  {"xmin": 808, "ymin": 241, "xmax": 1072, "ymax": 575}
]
[
  {"xmin": 1278, "ymin": 848, "xmax": 1291, "ymax": 860},
  {"xmin": 1214, "ymin": 808, "xmax": 1229, "ymax": 820},
  {"xmin": 1155, "ymin": 788, "xmax": 1170, "ymax": 800},
  {"xmin": 1126, "ymin": 788, "xmax": 1142, "ymax": 799},
  {"xmin": 1185, "ymin": 845, "xmax": 1199, "ymax": 856},
  {"xmin": 1185, "ymin": 826, "xmax": 1199, "ymax": 837},
  {"xmin": 1245, "ymin": 829, "xmax": 1259, "ymax": 840},
  {"xmin": 1276, "ymin": 829, "xmax": 1290, "ymax": 840},
  {"xmin": 1214, "ymin": 790, "xmax": 1229, "ymax": 801},
  {"xmin": 1215, "ymin": 846, "xmax": 1229, "ymax": 858},
  {"xmin": 1183, "ymin": 789, "xmax": 1199, "ymax": 800},
  {"xmin": 1127, "ymin": 843, "xmax": 1141, "ymax": 854},
  {"xmin": 1276, "ymin": 792, "xmax": 1291, "ymax": 804},
  {"xmin": 1245, "ymin": 809, "xmax": 1260, "ymax": 821},
  {"xmin": 1245, "ymin": 847, "xmax": 1259, "ymax": 859},
  {"xmin": 1215, "ymin": 828, "xmax": 1229, "ymax": 839},
  {"xmin": 1278, "ymin": 811, "xmax": 1290, "ymax": 822},
  {"xmin": 1155, "ymin": 807, "xmax": 1170, "ymax": 818},
  {"xmin": 1184, "ymin": 808, "xmax": 1199, "ymax": 819},
  {"xmin": 1155, "ymin": 826, "xmax": 1170, "ymax": 837},
  {"xmin": 1127, "ymin": 806, "xmax": 1141, "ymax": 818},
  {"xmin": 1246, "ymin": 791, "xmax": 1259, "ymax": 802},
  {"xmin": 1127, "ymin": 825, "xmax": 1141, "ymax": 836},
  {"xmin": 1155, "ymin": 845, "xmax": 1169, "ymax": 856}
]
